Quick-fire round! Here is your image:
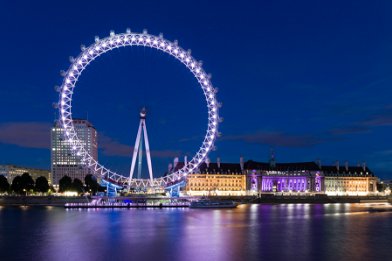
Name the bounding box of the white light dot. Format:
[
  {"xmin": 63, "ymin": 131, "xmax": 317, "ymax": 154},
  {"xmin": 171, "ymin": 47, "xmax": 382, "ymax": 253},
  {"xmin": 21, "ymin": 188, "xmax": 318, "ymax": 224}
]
[
  {"xmin": 153, "ymin": 39, "xmax": 158, "ymax": 45},
  {"xmin": 185, "ymin": 57, "xmax": 190, "ymax": 62},
  {"xmin": 196, "ymin": 68, "xmax": 200, "ymax": 73},
  {"xmin": 95, "ymin": 46, "xmax": 100, "ymax": 51},
  {"xmin": 109, "ymin": 40, "xmax": 114, "ymax": 44},
  {"xmin": 66, "ymin": 79, "xmax": 71, "ymax": 84},
  {"xmin": 62, "ymin": 93, "xmax": 66, "ymax": 98},
  {"xmin": 73, "ymin": 65, "xmax": 78, "ymax": 70},
  {"xmin": 174, "ymin": 48, "xmax": 178, "ymax": 54},
  {"xmin": 89, "ymin": 50, "xmax": 93, "ymax": 55},
  {"xmin": 180, "ymin": 53, "xmax": 184, "ymax": 58},
  {"xmin": 103, "ymin": 43, "xmax": 107, "ymax": 47},
  {"xmin": 83, "ymin": 55, "xmax": 88, "ymax": 59},
  {"xmin": 200, "ymin": 74, "xmax": 205, "ymax": 79},
  {"xmin": 78, "ymin": 60, "xmax": 82, "ymax": 65},
  {"xmin": 146, "ymin": 38, "xmax": 151, "ymax": 43},
  {"xmin": 167, "ymin": 45, "xmax": 172, "ymax": 50},
  {"xmin": 203, "ymin": 80, "xmax": 208, "ymax": 85},
  {"xmin": 131, "ymin": 36, "xmax": 136, "ymax": 41},
  {"xmin": 69, "ymin": 72, "xmax": 74, "ymax": 77},
  {"xmin": 116, "ymin": 38, "xmax": 121, "ymax": 43}
]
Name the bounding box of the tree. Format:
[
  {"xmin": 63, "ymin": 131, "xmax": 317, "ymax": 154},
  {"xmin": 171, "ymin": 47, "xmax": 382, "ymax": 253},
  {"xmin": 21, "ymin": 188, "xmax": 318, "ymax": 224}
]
[
  {"xmin": 85, "ymin": 174, "xmax": 99, "ymax": 194},
  {"xmin": 72, "ymin": 178, "xmax": 84, "ymax": 194},
  {"xmin": 11, "ymin": 176, "xmax": 23, "ymax": 194},
  {"xmin": 20, "ymin": 173, "xmax": 35, "ymax": 194},
  {"xmin": 0, "ymin": 175, "xmax": 10, "ymax": 193},
  {"xmin": 59, "ymin": 175, "xmax": 72, "ymax": 192},
  {"xmin": 35, "ymin": 176, "xmax": 49, "ymax": 194}
]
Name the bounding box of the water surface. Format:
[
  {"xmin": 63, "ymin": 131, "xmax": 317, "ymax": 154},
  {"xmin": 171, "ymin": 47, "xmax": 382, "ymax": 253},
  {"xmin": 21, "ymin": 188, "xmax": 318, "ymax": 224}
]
[{"xmin": 1, "ymin": 204, "xmax": 391, "ymax": 261}]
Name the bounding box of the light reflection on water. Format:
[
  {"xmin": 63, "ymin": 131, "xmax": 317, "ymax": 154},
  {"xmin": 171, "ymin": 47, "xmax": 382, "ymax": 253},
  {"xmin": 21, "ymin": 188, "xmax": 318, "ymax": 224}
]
[{"xmin": 0, "ymin": 204, "xmax": 391, "ymax": 261}]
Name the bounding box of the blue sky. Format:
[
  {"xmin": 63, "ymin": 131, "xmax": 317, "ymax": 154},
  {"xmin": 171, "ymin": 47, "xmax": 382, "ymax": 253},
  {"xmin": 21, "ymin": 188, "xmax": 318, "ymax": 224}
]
[{"xmin": 0, "ymin": 0, "xmax": 391, "ymax": 179}]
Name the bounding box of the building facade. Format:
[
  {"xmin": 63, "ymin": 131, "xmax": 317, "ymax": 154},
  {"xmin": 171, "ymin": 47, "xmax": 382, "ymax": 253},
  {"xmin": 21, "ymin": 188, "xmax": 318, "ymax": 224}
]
[
  {"xmin": 245, "ymin": 161, "xmax": 324, "ymax": 193},
  {"xmin": 323, "ymin": 164, "xmax": 377, "ymax": 195},
  {"xmin": 245, "ymin": 160, "xmax": 378, "ymax": 195},
  {"xmin": 179, "ymin": 162, "xmax": 247, "ymax": 196},
  {"xmin": 0, "ymin": 165, "xmax": 51, "ymax": 184},
  {"xmin": 51, "ymin": 119, "xmax": 98, "ymax": 185}
]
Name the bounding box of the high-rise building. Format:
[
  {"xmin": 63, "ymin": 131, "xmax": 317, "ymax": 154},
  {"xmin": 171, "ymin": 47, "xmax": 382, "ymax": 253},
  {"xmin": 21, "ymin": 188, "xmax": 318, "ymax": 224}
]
[{"xmin": 51, "ymin": 119, "xmax": 98, "ymax": 185}]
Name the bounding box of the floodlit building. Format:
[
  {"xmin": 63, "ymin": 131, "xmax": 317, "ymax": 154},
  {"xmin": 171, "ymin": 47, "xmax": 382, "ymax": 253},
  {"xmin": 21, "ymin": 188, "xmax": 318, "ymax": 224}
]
[
  {"xmin": 245, "ymin": 159, "xmax": 378, "ymax": 195},
  {"xmin": 51, "ymin": 119, "xmax": 98, "ymax": 185},
  {"xmin": 172, "ymin": 159, "xmax": 247, "ymax": 196},
  {"xmin": 0, "ymin": 165, "xmax": 51, "ymax": 184},
  {"xmin": 245, "ymin": 161, "xmax": 324, "ymax": 193},
  {"xmin": 323, "ymin": 162, "xmax": 377, "ymax": 195}
]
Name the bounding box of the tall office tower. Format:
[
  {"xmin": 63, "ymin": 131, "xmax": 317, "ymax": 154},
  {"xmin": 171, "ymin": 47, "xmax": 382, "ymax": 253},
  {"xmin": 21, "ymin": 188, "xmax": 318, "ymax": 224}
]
[{"xmin": 51, "ymin": 119, "xmax": 98, "ymax": 185}]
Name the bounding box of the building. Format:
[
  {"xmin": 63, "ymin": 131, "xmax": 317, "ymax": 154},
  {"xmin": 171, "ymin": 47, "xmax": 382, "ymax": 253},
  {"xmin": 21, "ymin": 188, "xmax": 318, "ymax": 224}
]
[
  {"xmin": 51, "ymin": 119, "xmax": 98, "ymax": 185},
  {"xmin": 0, "ymin": 165, "xmax": 51, "ymax": 184},
  {"xmin": 170, "ymin": 160, "xmax": 247, "ymax": 196},
  {"xmin": 323, "ymin": 163, "xmax": 377, "ymax": 195},
  {"xmin": 244, "ymin": 159, "xmax": 378, "ymax": 195}
]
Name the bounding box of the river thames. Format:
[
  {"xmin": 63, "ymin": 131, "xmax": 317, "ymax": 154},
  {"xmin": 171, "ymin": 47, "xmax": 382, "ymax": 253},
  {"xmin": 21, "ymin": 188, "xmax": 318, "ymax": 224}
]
[{"xmin": 1, "ymin": 203, "xmax": 391, "ymax": 261}]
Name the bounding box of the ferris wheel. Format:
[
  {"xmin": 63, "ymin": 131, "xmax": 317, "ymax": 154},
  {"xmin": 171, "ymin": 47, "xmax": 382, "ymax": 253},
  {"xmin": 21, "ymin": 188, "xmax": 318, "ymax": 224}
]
[{"xmin": 57, "ymin": 29, "xmax": 220, "ymax": 190}]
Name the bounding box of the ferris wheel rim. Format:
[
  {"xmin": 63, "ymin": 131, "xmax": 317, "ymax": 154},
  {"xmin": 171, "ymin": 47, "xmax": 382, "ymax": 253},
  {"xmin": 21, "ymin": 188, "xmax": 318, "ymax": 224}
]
[{"xmin": 58, "ymin": 30, "xmax": 220, "ymax": 188}]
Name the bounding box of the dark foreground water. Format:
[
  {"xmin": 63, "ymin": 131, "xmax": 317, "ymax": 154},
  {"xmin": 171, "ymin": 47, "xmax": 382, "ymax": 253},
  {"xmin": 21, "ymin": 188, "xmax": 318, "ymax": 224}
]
[{"xmin": 1, "ymin": 204, "xmax": 391, "ymax": 261}]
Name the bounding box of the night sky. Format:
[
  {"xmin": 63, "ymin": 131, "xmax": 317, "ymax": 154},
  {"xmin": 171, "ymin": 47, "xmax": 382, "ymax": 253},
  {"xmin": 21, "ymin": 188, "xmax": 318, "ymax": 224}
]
[{"xmin": 0, "ymin": 0, "xmax": 391, "ymax": 179}]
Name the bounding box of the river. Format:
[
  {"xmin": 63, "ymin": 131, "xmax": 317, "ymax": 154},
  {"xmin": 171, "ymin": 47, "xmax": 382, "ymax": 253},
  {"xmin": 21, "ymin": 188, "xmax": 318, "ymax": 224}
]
[{"xmin": 0, "ymin": 203, "xmax": 391, "ymax": 261}]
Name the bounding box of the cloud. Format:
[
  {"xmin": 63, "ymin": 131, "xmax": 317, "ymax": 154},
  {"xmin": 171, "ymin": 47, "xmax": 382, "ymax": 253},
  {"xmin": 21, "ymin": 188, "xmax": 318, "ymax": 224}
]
[
  {"xmin": 329, "ymin": 126, "xmax": 370, "ymax": 136},
  {"xmin": 224, "ymin": 131, "xmax": 328, "ymax": 148},
  {"xmin": 99, "ymin": 135, "xmax": 132, "ymax": 157},
  {"xmin": 99, "ymin": 134, "xmax": 181, "ymax": 158},
  {"xmin": 0, "ymin": 122, "xmax": 51, "ymax": 149},
  {"xmin": 330, "ymin": 105, "xmax": 392, "ymax": 136}
]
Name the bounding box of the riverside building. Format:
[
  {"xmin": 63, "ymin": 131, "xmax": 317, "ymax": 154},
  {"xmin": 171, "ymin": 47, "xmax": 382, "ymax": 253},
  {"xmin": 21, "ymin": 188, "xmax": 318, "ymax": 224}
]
[
  {"xmin": 51, "ymin": 119, "xmax": 98, "ymax": 185},
  {"xmin": 244, "ymin": 158, "xmax": 378, "ymax": 195},
  {"xmin": 174, "ymin": 155, "xmax": 379, "ymax": 196},
  {"xmin": 0, "ymin": 165, "xmax": 51, "ymax": 184},
  {"xmin": 170, "ymin": 159, "xmax": 247, "ymax": 196}
]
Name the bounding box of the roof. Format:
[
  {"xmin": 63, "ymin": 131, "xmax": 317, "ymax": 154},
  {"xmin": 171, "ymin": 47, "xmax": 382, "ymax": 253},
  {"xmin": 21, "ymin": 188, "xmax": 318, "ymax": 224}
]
[
  {"xmin": 167, "ymin": 160, "xmax": 375, "ymax": 176},
  {"xmin": 245, "ymin": 160, "xmax": 320, "ymax": 171}
]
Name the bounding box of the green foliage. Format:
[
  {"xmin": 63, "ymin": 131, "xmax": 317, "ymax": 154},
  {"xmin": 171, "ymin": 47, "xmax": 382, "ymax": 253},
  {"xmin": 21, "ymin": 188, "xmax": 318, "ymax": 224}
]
[
  {"xmin": 85, "ymin": 174, "xmax": 100, "ymax": 194},
  {"xmin": 59, "ymin": 175, "xmax": 72, "ymax": 192},
  {"xmin": 72, "ymin": 178, "xmax": 84, "ymax": 194},
  {"xmin": 0, "ymin": 175, "xmax": 10, "ymax": 193},
  {"xmin": 11, "ymin": 173, "xmax": 35, "ymax": 195},
  {"xmin": 11, "ymin": 176, "xmax": 23, "ymax": 194},
  {"xmin": 35, "ymin": 176, "xmax": 49, "ymax": 193}
]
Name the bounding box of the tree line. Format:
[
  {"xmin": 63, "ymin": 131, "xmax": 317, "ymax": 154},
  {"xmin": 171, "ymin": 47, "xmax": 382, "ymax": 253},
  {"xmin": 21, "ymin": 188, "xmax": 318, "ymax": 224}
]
[{"xmin": 0, "ymin": 173, "xmax": 103, "ymax": 195}]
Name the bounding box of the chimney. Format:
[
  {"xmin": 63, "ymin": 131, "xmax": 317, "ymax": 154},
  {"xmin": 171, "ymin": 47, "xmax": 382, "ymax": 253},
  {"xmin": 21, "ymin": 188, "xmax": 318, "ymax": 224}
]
[
  {"xmin": 345, "ymin": 161, "xmax": 349, "ymax": 172},
  {"xmin": 362, "ymin": 162, "xmax": 366, "ymax": 172},
  {"xmin": 269, "ymin": 150, "xmax": 276, "ymax": 168},
  {"xmin": 336, "ymin": 161, "xmax": 340, "ymax": 172},
  {"xmin": 173, "ymin": 157, "xmax": 179, "ymax": 169},
  {"xmin": 240, "ymin": 156, "xmax": 244, "ymax": 171},
  {"xmin": 205, "ymin": 157, "xmax": 210, "ymax": 168},
  {"xmin": 316, "ymin": 159, "xmax": 321, "ymax": 169},
  {"xmin": 217, "ymin": 157, "xmax": 221, "ymax": 168}
]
